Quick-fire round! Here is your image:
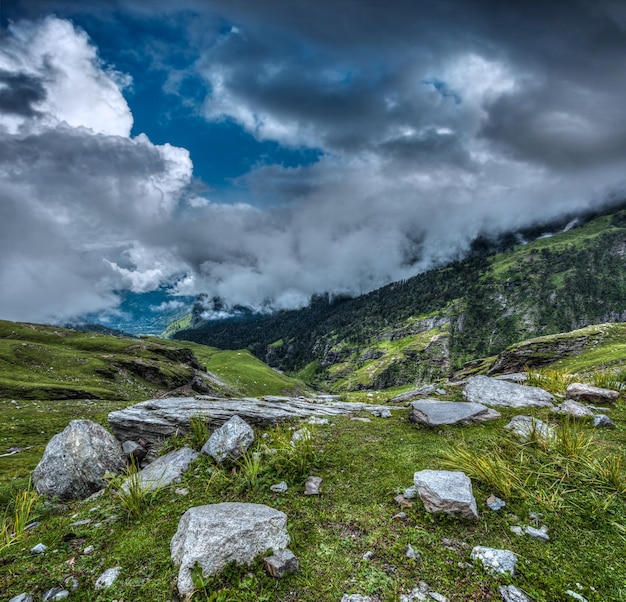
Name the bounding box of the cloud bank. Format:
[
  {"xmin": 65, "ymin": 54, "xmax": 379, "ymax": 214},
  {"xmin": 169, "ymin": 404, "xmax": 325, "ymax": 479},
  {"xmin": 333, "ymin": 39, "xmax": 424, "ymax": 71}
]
[{"xmin": 2, "ymin": 2, "xmax": 626, "ymax": 322}]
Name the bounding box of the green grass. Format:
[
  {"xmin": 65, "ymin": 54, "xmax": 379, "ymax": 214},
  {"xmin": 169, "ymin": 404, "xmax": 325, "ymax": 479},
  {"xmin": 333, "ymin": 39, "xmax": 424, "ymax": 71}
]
[{"xmin": 2, "ymin": 402, "xmax": 625, "ymax": 601}]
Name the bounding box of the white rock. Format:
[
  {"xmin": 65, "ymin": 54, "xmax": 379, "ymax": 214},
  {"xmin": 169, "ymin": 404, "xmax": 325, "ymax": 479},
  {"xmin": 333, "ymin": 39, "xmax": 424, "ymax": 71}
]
[
  {"xmin": 202, "ymin": 415, "xmax": 254, "ymax": 463},
  {"xmin": 403, "ymin": 485, "xmax": 418, "ymax": 499},
  {"xmin": 270, "ymin": 481, "xmax": 289, "ymax": 493},
  {"xmin": 305, "ymin": 475, "xmax": 322, "ymax": 495},
  {"xmin": 505, "ymin": 416, "xmax": 555, "ymax": 441},
  {"xmin": 122, "ymin": 446, "xmax": 198, "ymax": 493},
  {"xmin": 463, "ymin": 376, "xmax": 554, "ymax": 408},
  {"xmin": 565, "ymin": 591, "xmax": 588, "ymax": 602},
  {"xmin": 414, "ymin": 470, "xmax": 478, "ymax": 520},
  {"xmin": 9, "ymin": 594, "xmax": 33, "ymax": 602},
  {"xmin": 471, "ymin": 546, "xmax": 517, "ymax": 575},
  {"xmin": 525, "ymin": 525, "xmax": 550, "ymax": 541},
  {"xmin": 510, "ymin": 526, "xmax": 524, "ymax": 536},
  {"xmin": 551, "ymin": 400, "xmax": 593, "ymax": 419},
  {"xmin": 499, "ymin": 585, "xmax": 534, "ymax": 601},
  {"xmin": 95, "ymin": 567, "xmax": 121, "ymax": 589},
  {"xmin": 171, "ymin": 502, "xmax": 290, "ymax": 596},
  {"xmin": 341, "ymin": 596, "xmax": 373, "ymax": 602},
  {"xmin": 33, "ymin": 420, "xmax": 125, "ymax": 500},
  {"xmin": 31, "ymin": 543, "xmax": 47, "ymax": 554}
]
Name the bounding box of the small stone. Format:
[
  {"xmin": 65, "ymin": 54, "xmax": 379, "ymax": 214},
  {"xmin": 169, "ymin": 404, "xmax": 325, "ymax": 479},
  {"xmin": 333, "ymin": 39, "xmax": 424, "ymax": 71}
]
[
  {"xmin": 403, "ymin": 486, "xmax": 418, "ymax": 499},
  {"xmin": 31, "ymin": 543, "xmax": 47, "ymax": 554},
  {"xmin": 400, "ymin": 583, "xmax": 431, "ymax": 602},
  {"xmin": 525, "ymin": 525, "xmax": 550, "ymax": 541},
  {"xmin": 175, "ymin": 487, "xmax": 189, "ymax": 496},
  {"xmin": 486, "ymin": 494, "xmax": 506, "ymax": 510},
  {"xmin": 392, "ymin": 512, "xmax": 407, "ymax": 521},
  {"xmin": 8, "ymin": 594, "xmax": 33, "ymax": 602},
  {"xmin": 350, "ymin": 416, "xmax": 371, "ymax": 422},
  {"xmin": 64, "ymin": 576, "xmax": 79, "ymax": 590},
  {"xmin": 593, "ymin": 414, "xmax": 615, "ymax": 428},
  {"xmin": 95, "ymin": 567, "xmax": 121, "ymax": 589},
  {"xmin": 341, "ymin": 596, "xmax": 373, "ymax": 602},
  {"xmin": 362, "ymin": 551, "xmax": 374, "ymax": 560},
  {"xmin": 83, "ymin": 545, "xmax": 95, "ymax": 555},
  {"xmin": 406, "ymin": 544, "xmax": 419, "ymax": 559},
  {"xmin": 308, "ymin": 416, "xmax": 329, "ymax": 425},
  {"xmin": 42, "ymin": 588, "xmax": 69, "ymax": 601},
  {"xmin": 371, "ymin": 408, "xmax": 392, "ymax": 418},
  {"xmin": 499, "ymin": 585, "xmax": 535, "ymax": 601},
  {"xmin": 429, "ymin": 593, "xmax": 448, "ymax": 602},
  {"xmin": 394, "ymin": 494, "xmax": 413, "ymax": 508},
  {"xmin": 471, "ymin": 546, "xmax": 517, "ymax": 575},
  {"xmin": 291, "ymin": 428, "xmax": 310, "ymax": 443},
  {"xmin": 304, "ymin": 476, "xmax": 322, "ymax": 495},
  {"xmin": 551, "ymin": 399, "xmax": 594, "ymax": 419},
  {"xmin": 24, "ymin": 521, "xmax": 40, "ymax": 531},
  {"xmin": 70, "ymin": 519, "xmax": 92, "ymax": 527},
  {"xmin": 565, "ymin": 591, "xmax": 588, "ymax": 602},
  {"xmin": 414, "ymin": 469, "xmax": 478, "ymax": 520},
  {"xmin": 510, "ymin": 525, "xmax": 523, "ymax": 536},
  {"xmin": 270, "ymin": 481, "xmax": 289, "ymax": 493},
  {"xmin": 263, "ymin": 548, "xmax": 299, "ymax": 578}
]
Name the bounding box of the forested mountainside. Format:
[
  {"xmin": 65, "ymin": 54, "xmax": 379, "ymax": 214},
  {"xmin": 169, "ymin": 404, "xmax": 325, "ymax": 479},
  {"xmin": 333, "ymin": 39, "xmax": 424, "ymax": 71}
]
[{"xmin": 173, "ymin": 208, "xmax": 626, "ymax": 390}]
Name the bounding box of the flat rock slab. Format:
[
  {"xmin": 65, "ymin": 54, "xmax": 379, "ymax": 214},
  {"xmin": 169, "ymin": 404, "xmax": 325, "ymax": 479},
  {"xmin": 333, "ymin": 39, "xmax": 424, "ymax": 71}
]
[
  {"xmin": 122, "ymin": 447, "xmax": 199, "ymax": 493},
  {"xmin": 109, "ymin": 396, "xmax": 402, "ymax": 445},
  {"xmin": 566, "ymin": 383, "xmax": 619, "ymax": 404},
  {"xmin": 463, "ymin": 376, "xmax": 554, "ymax": 408},
  {"xmin": 413, "ymin": 470, "xmax": 478, "ymax": 520},
  {"xmin": 409, "ymin": 399, "xmax": 500, "ymax": 427},
  {"xmin": 171, "ymin": 502, "xmax": 290, "ymax": 595}
]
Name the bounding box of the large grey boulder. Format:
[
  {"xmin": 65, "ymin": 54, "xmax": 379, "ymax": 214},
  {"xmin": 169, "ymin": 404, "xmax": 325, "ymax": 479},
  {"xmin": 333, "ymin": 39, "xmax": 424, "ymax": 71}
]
[
  {"xmin": 565, "ymin": 383, "xmax": 619, "ymax": 404},
  {"xmin": 202, "ymin": 415, "xmax": 254, "ymax": 463},
  {"xmin": 33, "ymin": 420, "xmax": 125, "ymax": 500},
  {"xmin": 413, "ymin": 470, "xmax": 478, "ymax": 520},
  {"xmin": 171, "ymin": 502, "xmax": 290, "ymax": 595},
  {"xmin": 409, "ymin": 399, "xmax": 500, "ymax": 427},
  {"xmin": 109, "ymin": 396, "xmax": 402, "ymax": 445},
  {"xmin": 463, "ymin": 376, "xmax": 554, "ymax": 408},
  {"xmin": 121, "ymin": 447, "xmax": 199, "ymax": 493},
  {"xmin": 505, "ymin": 416, "xmax": 555, "ymax": 442}
]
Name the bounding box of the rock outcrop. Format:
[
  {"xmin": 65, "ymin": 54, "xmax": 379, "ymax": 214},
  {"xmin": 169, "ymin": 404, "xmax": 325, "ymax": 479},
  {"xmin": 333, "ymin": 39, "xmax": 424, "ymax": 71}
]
[
  {"xmin": 463, "ymin": 376, "xmax": 554, "ymax": 408},
  {"xmin": 170, "ymin": 502, "xmax": 290, "ymax": 595},
  {"xmin": 33, "ymin": 420, "xmax": 126, "ymax": 500},
  {"xmin": 109, "ymin": 396, "xmax": 402, "ymax": 445},
  {"xmin": 409, "ymin": 399, "xmax": 500, "ymax": 427}
]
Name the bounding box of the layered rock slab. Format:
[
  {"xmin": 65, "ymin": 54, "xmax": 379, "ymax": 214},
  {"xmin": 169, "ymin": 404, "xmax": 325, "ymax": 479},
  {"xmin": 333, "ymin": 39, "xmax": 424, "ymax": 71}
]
[
  {"xmin": 463, "ymin": 376, "xmax": 554, "ymax": 408},
  {"xmin": 109, "ymin": 396, "xmax": 401, "ymax": 445},
  {"xmin": 413, "ymin": 470, "xmax": 478, "ymax": 520},
  {"xmin": 170, "ymin": 502, "xmax": 290, "ymax": 595},
  {"xmin": 409, "ymin": 399, "xmax": 500, "ymax": 427},
  {"xmin": 33, "ymin": 420, "xmax": 125, "ymax": 500}
]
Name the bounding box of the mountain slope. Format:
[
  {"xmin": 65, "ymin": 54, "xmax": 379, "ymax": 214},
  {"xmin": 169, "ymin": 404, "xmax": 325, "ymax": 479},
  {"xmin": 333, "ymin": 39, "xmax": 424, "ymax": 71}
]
[
  {"xmin": 0, "ymin": 321, "xmax": 304, "ymax": 400},
  {"xmin": 173, "ymin": 208, "xmax": 626, "ymax": 390}
]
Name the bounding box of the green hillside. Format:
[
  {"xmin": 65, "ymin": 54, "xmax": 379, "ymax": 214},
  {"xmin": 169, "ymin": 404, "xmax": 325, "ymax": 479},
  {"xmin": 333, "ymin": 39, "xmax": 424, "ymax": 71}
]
[{"xmin": 172, "ymin": 207, "xmax": 626, "ymax": 391}]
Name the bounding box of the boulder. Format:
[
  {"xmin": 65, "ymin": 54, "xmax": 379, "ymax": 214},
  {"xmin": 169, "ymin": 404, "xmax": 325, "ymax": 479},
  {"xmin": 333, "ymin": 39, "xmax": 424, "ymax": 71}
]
[
  {"xmin": 409, "ymin": 399, "xmax": 500, "ymax": 427},
  {"xmin": 121, "ymin": 447, "xmax": 199, "ymax": 493},
  {"xmin": 505, "ymin": 416, "xmax": 555, "ymax": 441},
  {"xmin": 202, "ymin": 415, "xmax": 254, "ymax": 463},
  {"xmin": 593, "ymin": 414, "xmax": 615, "ymax": 428},
  {"xmin": 171, "ymin": 502, "xmax": 290, "ymax": 595},
  {"xmin": 566, "ymin": 383, "xmax": 619, "ymax": 404},
  {"xmin": 470, "ymin": 546, "xmax": 517, "ymax": 575},
  {"xmin": 413, "ymin": 470, "xmax": 478, "ymax": 520},
  {"xmin": 109, "ymin": 396, "xmax": 402, "ymax": 446},
  {"xmin": 463, "ymin": 376, "xmax": 554, "ymax": 408},
  {"xmin": 551, "ymin": 400, "xmax": 593, "ymax": 419},
  {"xmin": 33, "ymin": 420, "xmax": 125, "ymax": 500}
]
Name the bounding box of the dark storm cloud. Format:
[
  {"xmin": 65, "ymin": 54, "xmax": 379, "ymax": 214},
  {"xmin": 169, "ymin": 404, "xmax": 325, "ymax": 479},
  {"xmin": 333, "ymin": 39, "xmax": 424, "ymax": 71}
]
[
  {"xmin": 0, "ymin": 71, "xmax": 46, "ymax": 117},
  {"xmin": 2, "ymin": 3, "xmax": 626, "ymax": 321}
]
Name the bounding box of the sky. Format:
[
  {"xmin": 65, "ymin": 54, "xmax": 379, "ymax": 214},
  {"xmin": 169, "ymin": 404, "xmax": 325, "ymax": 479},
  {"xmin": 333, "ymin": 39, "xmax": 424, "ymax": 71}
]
[{"xmin": 1, "ymin": 0, "xmax": 626, "ymax": 324}]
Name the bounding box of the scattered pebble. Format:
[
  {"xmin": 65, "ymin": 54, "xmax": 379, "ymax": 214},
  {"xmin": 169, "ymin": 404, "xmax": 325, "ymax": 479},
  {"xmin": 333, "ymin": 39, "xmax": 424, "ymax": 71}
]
[
  {"xmin": 362, "ymin": 551, "xmax": 374, "ymax": 561},
  {"xmin": 525, "ymin": 525, "xmax": 550, "ymax": 541},
  {"xmin": 31, "ymin": 543, "xmax": 47, "ymax": 554},
  {"xmin": 486, "ymin": 494, "xmax": 506, "ymax": 511},
  {"xmin": 470, "ymin": 546, "xmax": 517, "ymax": 575},
  {"xmin": 565, "ymin": 591, "xmax": 588, "ymax": 602},
  {"xmin": 70, "ymin": 519, "xmax": 92, "ymax": 527},
  {"xmin": 510, "ymin": 526, "xmax": 524, "ymax": 536},
  {"xmin": 24, "ymin": 522, "xmax": 41, "ymax": 531},
  {"xmin": 64, "ymin": 576, "xmax": 79, "ymax": 591},
  {"xmin": 83, "ymin": 545, "xmax": 95, "ymax": 555},
  {"xmin": 304, "ymin": 476, "xmax": 322, "ymax": 495},
  {"xmin": 308, "ymin": 416, "xmax": 329, "ymax": 425},
  {"xmin": 406, "ymin": 544, "xmax": 419, "ymax": 559},
  {"xmin": 8, "ymin": 594, "xmax": 33, "ymax": 602},
  {"xmin": 42, "ymin": 588, "xmax": 69, "ymax": 601},
  {"xmin": 403, "ymin": 486, "xmax": 418, "ymax": 499},
  {"xmin": 499, "ymin": 585, "xmax": 534, "ymax": 601},
  {"xmin": 394, "ymin": 494, "xmax": 413, "ymax": 508},
  {"xmin": 270, "ymin": 481, "xmax": 289, "ymax": 493},
  {"xmin": 174, "ymin": 488, "xmax": 189, "ymax": 496},
  {"xmin": 392, "ymin": 512, "xmax": 407, "ymax": 521},
  {"xmin": 95, "ymin": 567, "xmax": 121, "ymax": 589}
]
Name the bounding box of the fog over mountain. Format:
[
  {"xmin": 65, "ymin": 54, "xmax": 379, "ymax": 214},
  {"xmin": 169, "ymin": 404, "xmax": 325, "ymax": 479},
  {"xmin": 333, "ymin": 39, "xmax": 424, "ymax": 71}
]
[{"xmin": 1, "ymin": 1, "xmax": 626, "ymax": 322}]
